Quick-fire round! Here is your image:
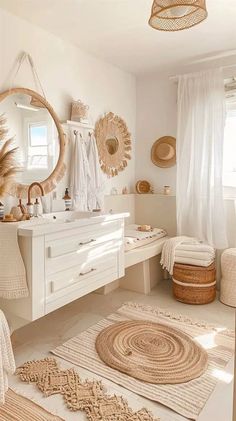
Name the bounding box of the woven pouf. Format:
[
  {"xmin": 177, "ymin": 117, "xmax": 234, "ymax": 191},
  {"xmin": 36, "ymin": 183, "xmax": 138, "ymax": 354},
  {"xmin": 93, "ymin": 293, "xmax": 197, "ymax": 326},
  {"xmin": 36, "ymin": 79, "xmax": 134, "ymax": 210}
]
[
  {"xmin": 173, "ymin": 262, "xmax": 216, "ymax": 305},
  {"xmin": 220, "ymin": 248, "xmax": 236, "ymax": 307},
  {"xmin": 95, "ymin": 320, "xmax": 208, "ymax": 384}
]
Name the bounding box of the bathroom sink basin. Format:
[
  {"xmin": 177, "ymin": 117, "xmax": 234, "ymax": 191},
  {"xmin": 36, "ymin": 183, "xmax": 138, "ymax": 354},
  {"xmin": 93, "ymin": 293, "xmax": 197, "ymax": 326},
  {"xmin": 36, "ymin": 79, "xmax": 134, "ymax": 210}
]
[{"xmin": 42, "ymin": 210, "xmax": 98, "ymax": 222}]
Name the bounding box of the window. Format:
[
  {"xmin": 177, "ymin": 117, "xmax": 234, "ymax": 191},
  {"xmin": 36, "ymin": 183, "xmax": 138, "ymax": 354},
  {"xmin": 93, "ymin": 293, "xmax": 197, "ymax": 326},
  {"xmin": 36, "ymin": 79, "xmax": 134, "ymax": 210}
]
[
  {"xmin": 27, "ymin": 123, "xmax": 48, "ymax": 169},
  {"xmin": 223, "ymin": 101, "xmax": 236, "ymax": 187},
  {"xmin": 29, "ymin": 124, "xmax": 47, "ymax": 146}
]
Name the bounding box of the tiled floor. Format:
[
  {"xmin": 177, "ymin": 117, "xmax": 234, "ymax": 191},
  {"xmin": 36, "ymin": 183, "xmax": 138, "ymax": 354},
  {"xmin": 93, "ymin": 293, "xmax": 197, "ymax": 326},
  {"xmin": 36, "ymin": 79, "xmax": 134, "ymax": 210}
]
[{"xmin": 10, "ymin": 280, "xmax": 235, "ymax": 421}]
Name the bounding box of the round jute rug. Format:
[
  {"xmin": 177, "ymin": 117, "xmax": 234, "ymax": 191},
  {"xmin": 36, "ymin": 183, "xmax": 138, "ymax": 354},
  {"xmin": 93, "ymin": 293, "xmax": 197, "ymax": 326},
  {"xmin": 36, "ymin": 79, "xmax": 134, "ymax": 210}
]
[{"xmin": 95, "ymin": 320, "xmax": 208, "ymax": 384}]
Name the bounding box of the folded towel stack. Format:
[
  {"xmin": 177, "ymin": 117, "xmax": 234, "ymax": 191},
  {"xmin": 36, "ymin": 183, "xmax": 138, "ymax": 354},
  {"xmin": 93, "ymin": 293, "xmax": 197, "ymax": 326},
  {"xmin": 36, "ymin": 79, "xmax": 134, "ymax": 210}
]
[
  {"xmin": 175, "ymin": 242, "xmax": 215, "ymax": 267},
  {"xmin": 161, "ymin": 236, "xmax": 215, "ymax": 275}
]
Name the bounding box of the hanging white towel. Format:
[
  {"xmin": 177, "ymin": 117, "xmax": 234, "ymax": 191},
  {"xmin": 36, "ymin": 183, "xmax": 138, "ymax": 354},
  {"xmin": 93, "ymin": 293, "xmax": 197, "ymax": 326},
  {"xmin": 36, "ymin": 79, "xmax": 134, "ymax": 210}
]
[
  {"xmin": 160, "ymin": 236, "xmax": 199, "ymax": 275},
  {"xmin": 87, "ymin": 133, "xmax": 105, "ymax": 211},
  {"xmin": 70, "ymin": 132, "xmax": 91, "ymax": 211},
  {"xmin": 0, "ymin": 223, "xmax": 28, "ymax": 299},
  {"xmin": 0, "ymin": 310, "xmax": 15, "ymax": 404}
]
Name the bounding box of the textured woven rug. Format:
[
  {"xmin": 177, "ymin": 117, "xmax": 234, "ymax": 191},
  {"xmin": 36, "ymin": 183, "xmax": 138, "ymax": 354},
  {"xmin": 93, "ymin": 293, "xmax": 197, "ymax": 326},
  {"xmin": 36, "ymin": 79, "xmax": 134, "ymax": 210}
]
[
  {"xmin": 51, "ymin": 302, "xmax": 235, "ymax": 420},
  {"xmin": 95, "ymin": 320, "xmax": 208, "ymax": 384},
  {"xmin": 16, "ymin": 357, "xmax": 160, "ymax": 421},
  {"xmin": 0, "ymin": 389, "xmax": 64, "ymax": 421}
]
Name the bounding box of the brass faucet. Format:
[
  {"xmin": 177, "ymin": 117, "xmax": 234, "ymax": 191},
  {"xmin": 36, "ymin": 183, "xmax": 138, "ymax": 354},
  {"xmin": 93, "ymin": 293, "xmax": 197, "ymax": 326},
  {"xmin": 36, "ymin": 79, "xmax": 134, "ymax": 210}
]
[{"xmin": 27, "ymin": 182, "xmax": 45, "ymax": 217}]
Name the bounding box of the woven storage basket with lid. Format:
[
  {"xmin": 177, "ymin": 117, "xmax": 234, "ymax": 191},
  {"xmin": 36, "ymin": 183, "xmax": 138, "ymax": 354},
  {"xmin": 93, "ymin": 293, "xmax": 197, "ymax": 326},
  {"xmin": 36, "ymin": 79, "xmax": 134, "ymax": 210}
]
[
  {"xmin": 220, "ymin": 248, "xmax": 236, "ymax": 307},
  {"xmin": 173, "ymin": 262, "xmax": 216, "ymax": 304}
]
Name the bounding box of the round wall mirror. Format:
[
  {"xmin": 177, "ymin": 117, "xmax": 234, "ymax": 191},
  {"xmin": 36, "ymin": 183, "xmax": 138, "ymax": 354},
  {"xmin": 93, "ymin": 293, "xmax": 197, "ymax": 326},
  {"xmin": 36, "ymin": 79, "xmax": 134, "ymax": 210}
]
[{"xmin": 0, "ymin": 88, "xmax": 66, "ymax": 198}]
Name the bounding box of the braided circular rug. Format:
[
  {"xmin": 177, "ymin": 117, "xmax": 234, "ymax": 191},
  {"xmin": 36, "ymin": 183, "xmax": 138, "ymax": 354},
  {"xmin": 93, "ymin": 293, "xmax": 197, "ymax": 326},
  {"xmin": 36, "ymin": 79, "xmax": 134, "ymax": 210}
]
[{"xmin": 95, "ymin": 320, "xmax": 208, "ymax": 384}]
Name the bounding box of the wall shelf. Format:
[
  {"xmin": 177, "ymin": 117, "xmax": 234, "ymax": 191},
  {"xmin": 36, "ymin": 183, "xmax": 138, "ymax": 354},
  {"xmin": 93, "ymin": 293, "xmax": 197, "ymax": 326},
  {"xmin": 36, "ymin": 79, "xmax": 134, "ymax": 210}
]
[{"xmin": 62, "ymin": 120, "xmax": 95, "ymax": 130}]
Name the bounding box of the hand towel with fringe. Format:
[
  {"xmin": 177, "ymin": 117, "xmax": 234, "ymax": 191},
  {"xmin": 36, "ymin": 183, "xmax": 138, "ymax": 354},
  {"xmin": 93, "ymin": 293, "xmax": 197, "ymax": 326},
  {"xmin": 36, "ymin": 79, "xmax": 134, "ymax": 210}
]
[
  {"xmin": 0, "ymin": 310, "xmax": 15, "ymax": 404},
  {"xmin": 0, "ymin": 223, "xmax": 28, "ymax": 299}
]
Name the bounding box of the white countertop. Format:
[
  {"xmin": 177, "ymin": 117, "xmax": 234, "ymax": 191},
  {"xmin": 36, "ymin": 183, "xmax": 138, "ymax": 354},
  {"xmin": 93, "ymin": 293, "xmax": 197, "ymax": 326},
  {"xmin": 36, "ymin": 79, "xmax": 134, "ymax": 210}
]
[{"xmin": 17, "ymin": 212, "xmax": 129, "ymax": 237}]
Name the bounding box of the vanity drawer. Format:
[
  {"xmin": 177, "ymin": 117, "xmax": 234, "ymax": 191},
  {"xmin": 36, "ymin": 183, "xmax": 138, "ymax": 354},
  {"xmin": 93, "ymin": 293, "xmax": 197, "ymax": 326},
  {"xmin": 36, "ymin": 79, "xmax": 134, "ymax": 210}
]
[
  {"xmin": 45, "ymin": 239, "xmax": 120, "ymax": 275},
  {"xmin": 45, "ymin": 220, "xmax": 122, "ymax": 259},
  {"xmin": 47, "ymin": 254, "xmax": 116, "ymax": 294},
  {"xmin": 45, "ymin": 254, "xmax": 118, "ymax": 314}
]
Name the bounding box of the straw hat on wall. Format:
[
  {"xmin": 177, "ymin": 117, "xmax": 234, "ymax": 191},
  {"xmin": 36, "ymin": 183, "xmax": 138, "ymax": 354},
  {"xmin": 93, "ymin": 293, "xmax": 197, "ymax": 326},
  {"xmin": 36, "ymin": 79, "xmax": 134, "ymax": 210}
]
[{"xmin": 151, "ymin": 136, "xmax": 176, "ymax": 168}]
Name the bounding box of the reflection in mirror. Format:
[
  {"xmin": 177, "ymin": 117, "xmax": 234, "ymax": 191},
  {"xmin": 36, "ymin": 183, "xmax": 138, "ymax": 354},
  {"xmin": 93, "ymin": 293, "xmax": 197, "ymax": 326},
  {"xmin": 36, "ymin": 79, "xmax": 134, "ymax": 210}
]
[
  {"xmin": 106, "ymin": 137, "xmax": 119, "ymax": 155},
  {"xmin": 0, "ymin": 93, "xmax": 59, "ymax": 185}
]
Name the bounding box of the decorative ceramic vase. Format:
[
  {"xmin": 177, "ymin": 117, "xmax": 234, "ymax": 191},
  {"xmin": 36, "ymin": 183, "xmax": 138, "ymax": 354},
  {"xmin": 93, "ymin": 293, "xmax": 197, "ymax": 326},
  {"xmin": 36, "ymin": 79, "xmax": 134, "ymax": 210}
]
[
  {"xmin": 11, "ymin": 206, "xmax": 22, "ymax": 221},
  {"xmin": 163, "ymin": 185, "xmax": 171, "ymax": 195}
]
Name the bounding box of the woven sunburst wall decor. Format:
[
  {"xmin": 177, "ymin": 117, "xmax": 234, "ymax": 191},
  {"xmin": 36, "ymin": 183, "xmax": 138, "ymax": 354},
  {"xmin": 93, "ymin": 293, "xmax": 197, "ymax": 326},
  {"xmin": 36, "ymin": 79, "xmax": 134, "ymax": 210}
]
[{"xmin": 95, "ymin": 112, "xmax": 131, "ymax": 177}]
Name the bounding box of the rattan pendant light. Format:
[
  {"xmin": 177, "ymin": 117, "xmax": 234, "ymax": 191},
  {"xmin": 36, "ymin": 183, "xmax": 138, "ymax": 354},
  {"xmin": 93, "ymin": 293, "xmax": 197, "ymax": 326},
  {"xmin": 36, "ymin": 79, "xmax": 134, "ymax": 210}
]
[{"xmin": 149, "ymin": 0, "xmax": 208, "ymax": 31}]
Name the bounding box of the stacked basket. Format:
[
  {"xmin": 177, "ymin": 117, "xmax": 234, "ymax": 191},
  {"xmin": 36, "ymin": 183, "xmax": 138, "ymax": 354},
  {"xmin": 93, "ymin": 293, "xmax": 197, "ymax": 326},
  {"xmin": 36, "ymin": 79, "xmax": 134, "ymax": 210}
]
[
  {"xmin": 172, "ymin": 242, "xmax": 216, "ymax": 305},
  {"xmin": 173, "ymin": 263, "xmax": 216, "ymax": 305}
]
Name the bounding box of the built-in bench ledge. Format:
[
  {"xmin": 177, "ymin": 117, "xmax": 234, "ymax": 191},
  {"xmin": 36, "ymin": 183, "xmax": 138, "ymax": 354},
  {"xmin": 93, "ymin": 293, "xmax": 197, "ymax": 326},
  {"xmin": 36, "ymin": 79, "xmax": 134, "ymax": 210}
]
[{"xmin": 97, "ymin": 236, "xmax": 169, "ymax": 295}]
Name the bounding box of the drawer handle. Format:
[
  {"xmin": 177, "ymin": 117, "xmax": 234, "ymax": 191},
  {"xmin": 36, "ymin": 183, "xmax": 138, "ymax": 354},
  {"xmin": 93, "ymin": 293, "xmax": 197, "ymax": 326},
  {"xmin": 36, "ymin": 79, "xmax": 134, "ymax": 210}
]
[
  {"xmin": 79, "ymin": 239, "xmax": 95, "ymax": 246},
  {"xmin": 79, "ymin": 268, "xmax": 96, "ymax": 276}
]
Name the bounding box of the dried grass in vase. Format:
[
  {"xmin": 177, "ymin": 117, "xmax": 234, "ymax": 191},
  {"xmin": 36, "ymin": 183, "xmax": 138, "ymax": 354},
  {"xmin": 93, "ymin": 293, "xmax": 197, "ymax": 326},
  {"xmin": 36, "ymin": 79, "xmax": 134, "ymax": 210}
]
[{"xmin": 0, "ymin": 114, "xmax": 20, "ymax": 197}]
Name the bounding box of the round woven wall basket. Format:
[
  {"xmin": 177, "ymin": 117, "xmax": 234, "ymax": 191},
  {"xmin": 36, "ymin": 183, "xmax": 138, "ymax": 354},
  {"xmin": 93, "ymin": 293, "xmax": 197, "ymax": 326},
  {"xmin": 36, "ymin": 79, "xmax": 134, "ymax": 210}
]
[{"xmin": 95, "ymin": 320, "xmax": 208, "ymax": 384}]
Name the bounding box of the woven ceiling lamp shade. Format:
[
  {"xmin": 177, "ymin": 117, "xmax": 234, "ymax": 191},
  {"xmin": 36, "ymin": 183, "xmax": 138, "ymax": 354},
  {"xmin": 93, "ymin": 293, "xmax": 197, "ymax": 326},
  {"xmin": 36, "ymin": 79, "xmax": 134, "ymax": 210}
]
[{"xmin": 149, "ymin": 0, "xmax": 208, "ymax": 31}]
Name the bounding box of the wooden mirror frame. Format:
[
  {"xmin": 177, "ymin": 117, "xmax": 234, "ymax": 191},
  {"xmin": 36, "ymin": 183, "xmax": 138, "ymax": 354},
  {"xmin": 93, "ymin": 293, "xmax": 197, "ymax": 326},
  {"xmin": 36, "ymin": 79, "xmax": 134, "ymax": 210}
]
[
  {"xmin": 0, "ymin": 87, "xmax": 66, "ymax": 198},
  {"xmin": 95, "ymin": 112, "xmax": 132, "ymax": 177}
]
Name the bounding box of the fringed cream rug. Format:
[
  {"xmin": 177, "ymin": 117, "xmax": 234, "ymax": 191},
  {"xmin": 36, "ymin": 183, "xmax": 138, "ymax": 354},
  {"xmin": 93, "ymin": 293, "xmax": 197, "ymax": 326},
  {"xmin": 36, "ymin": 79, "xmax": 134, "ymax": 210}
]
[
  {"xmin": 51, "ymin": 302, "xmax": 235, "ymax": 420},
  {"xmin": 0, "ymin": 389, "xmax": 64, "ymax": 420}
]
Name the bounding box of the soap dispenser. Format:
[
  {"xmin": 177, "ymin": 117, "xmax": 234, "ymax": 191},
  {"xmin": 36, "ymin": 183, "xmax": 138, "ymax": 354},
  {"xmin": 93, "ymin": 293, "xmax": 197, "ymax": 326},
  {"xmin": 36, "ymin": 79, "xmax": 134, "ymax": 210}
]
[
  {"xmin": 34, "ymin": 198, "xmax": 40, "ymax": 217},
  {"xmin": 63, "ymin": 188, "xmax": 72, "ymax": 211}
]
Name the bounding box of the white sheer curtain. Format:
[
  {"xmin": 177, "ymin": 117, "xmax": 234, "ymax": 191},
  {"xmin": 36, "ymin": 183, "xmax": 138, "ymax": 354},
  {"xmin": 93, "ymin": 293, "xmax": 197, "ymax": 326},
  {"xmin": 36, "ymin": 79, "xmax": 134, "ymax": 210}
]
[{"xmin": 176, "ymin": 68, "xmax": 228, "ymax": 249}]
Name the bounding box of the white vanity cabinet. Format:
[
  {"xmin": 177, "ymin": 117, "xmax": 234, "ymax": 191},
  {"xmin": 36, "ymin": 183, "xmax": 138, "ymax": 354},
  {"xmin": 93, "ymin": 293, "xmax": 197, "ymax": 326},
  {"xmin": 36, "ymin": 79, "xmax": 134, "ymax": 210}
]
[{"xmin": 1, "ymin": 213, "xmax": 126, "ymax": 323}]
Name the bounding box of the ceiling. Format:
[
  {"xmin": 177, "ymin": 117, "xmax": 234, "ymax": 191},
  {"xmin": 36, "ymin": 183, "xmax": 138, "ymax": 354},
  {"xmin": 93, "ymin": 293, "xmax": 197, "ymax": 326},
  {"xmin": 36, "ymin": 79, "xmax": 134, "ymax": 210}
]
[{"xmin": 0, "ymin": 0, "xmax": 236, "ymax": 75}]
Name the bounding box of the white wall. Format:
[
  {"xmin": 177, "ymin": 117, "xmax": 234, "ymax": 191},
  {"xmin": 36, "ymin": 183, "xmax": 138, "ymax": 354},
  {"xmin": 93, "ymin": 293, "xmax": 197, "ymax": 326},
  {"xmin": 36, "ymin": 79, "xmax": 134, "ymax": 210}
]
[
  {"xmin": 135, "ymin": 194, "xmax": 177, "ymax": 237},
  {"xmin": 0, "ymin": 8, "xmax": 136, "ymax": 210},
  {"xmin": 136, "ymin": 72, "xmax": 177, "ymax": 194}
]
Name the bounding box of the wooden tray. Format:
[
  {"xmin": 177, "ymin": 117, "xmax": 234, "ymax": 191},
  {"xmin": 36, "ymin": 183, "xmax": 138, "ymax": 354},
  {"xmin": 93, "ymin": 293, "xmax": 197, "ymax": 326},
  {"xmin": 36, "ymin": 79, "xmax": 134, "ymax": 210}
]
[{"xmin": 137, "ymin": 225, "xmax": 153, "ymax": 232}]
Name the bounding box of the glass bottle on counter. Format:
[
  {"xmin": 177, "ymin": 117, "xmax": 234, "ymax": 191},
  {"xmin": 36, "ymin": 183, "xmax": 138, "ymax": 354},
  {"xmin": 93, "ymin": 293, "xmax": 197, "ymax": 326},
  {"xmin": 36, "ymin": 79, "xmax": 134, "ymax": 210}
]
[{"xmin": 63, "ymin": 188, "xmax": 72, "ymax": 211}]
